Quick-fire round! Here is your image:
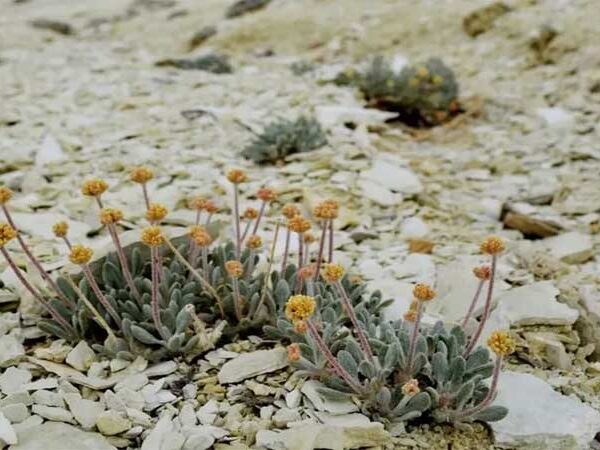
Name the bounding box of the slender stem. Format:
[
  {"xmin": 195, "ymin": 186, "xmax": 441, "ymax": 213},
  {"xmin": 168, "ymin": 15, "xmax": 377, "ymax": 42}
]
[
  {"xmin": 406, "ymin": 301, "xmax": 423, "ymax": 374},
  {"xmin": 201, "ymin": 247, "xmax": 209, "ymax": 281},
  {"xmin": 456, "ymin": 355, "xmax": 503, "ymax": 418},
  {"xmin": 281, "ymin": 228, "xmax": 291, "ymax": 273},
  {"xmin": 1, "ymin": 247, "xmax": 76, "ymax": 336},
  {"xmin": 188, "ymin": 242, "xmax": 200, "ymax": 269},
  {"xmin": 246, "ymin": 250, "xmax": 256, "ymax": 279},
  {"xmin": 313, "ymin": 220, "xmax": 328, "ymax": 282},
  {"xmin": 328, "ymin": 219, "xmax": 334, "ymax": 262},
  {"xmin": 303, "ymin": 242, "xmax": 310, "ymax": 267},
  {"xmin": 94, "ymin": 197, "xmax": 104, "ymax": 209},
  {"xmin": 297, "ymin": 233, "xmax": 304, "ymax": 270},
  {"xmin": 163, "ymin": 238, "xmax": 225, "ymax": 318},
  {"xmin": 151, "ymin": 247, "xmax": 167, "ymax": 340},
  {"xmin": 252, "ymin": 201, "xmax": 266, "ymax": 235},
  {"xmin": 107, "ymin": 224, "xmax": 140, "ymax": 300},
  {"xmin": 306, "ymin": 278, "xmax": 315, "ymax": 297},
  {"xmin": 464, "ymin": 255, "xmax": 497, "ymax": 357},
  {"xmin": 81, "ymin": 265, "xmax": 122, "ymax": 329},
  {"xmin": 233, "ymin": 186, "xmax": 241, "ymax": 259},
  {"xmin": 254, "ymin": 221, "xmax": 280, "ymax": 320},
  {"xmin": 195, "ymin": 210, "xmax": 202, "ymax": 226},
  {"xmin": 461, "ymin": 279, "xmax": 485, "ymax": 329},
  {"xmin": 142, "ymin": 184, "xmax": 150, "ymax": 210},
  {"xmin": 306, "ymin": 320, "xmax": 362, "ymax": 394},
  {"xmin": 206, "ymin": 213, "xmax": 213, "ymax": 225},
  {"xmin": 61, "ymin": 272, "xmax": 115, "ymax": 339},
  {"xmin": 232, "ymin": 278, "xmax": 242, "ymax": 321},
  {"xmin": 241, "ymin": 219, "xmax": 253, "ymax": 243},
  {"xmin": 2, "ymin": 205, "xmax": 74, "ymax": 308},
  {"xmin": 62, "ymin": 237, "xmax": 72, "ymax": 249},
  {"xmin": 334, "ymin": 280, "xmax": 375, "ymax": 364}
]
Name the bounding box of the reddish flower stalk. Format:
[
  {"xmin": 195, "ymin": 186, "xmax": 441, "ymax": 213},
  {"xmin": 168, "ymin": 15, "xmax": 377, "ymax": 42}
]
[
  {"xmin": 106, "ymin": 224, "xmax": 140, "ymax": 300},
  {"xmin": 461, "ymin": 279, "xmax": 485, "ymax": 329},
  {"xmin": 405, "ymin": 301, "xmax": 423, "ymax": 374},
  {"xmin": 455, "ymin": 354, "xmax": 503, "ymax": 419},
  {"xmin": 306, "ymin": 320, "xmax": 363, "ymax": 394},
  {"xmin": 281, "ymin": 228, "xmax": 291, "ymax": 273},
  {"xmin": 232, "ymin": 186, "xmax": 242, "ymax": 259},
  {"xmin": 334, "ymin": 280, "xmax": 375, "ymax": 364},
  {"xmin": 0, "ymin": 247, "xmax": 76, "ymax": 336},
  {"xmin": 297, "ymin": 232, "xmax": 304, "ymax": 270},
  {"xmin": 241, "ymin": 219, "xmax": 254, "ymax": 243},
  {"xmin": 313, "ymin": 220, "xmax": 328, "ymax": 282},
  {"xmin": 231, "ymin": 278, "xmax": 242, "ymax": 321},
  {"xmin": 464, "ymin": 255, "xmax": 497, "ymax": 357},
  {"xmin": 141, "ymin": 184, "xmax": 150, "ymax": 210},
  {"xmin": 150, "ymin": 246, "xmax": 167, "ymax": 340},
  {"xmin": 80, "ymin": 265, "xmax": 122, "ymax": 330},
  {"xmin": 251, "ymin": 201, "xmax": 267, "ymax": 235},
  {"xmin": 1, "ymin": 205, "xmax": 74, "ymax": 308},
  {"xmin": 328, "ymin": 219, "xmax": 334, "ymax": 262}
]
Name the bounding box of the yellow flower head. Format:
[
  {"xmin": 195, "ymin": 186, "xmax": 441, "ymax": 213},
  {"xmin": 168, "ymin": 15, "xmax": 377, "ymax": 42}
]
[
  {"xmin": 225, "ymin": 260, "xmax": 243, "ymax": 278},
  {"xmin": 294, "ymin": 320, "xmax": 308, "ymax": 334},
  {"xmin": 0, "ymin": 187, "xmax": 13, "ymax": 205},
  {"xmin": 188, "ymin": 196, "xmax": 208, "ymax": 211},
  {"xmin": 287, "ymin": 343, "xmax": 301, "ymax": 362},
  {"xmin": 69, "ymin": 244, "xmax": 93, "ymax": 265},
  {"xmin": 81, "ymin": 178, "xmax": 108, "ymax": 197},
  {"xmin": 287, "ymin": 216, "xmax": 311, "ymax": 234},
  {"xmin": 313, "ymin": 199, "xmax": 339, "ymax": 220},
  {"xmin": 226, "ymin": 169, "xmax": 248, "ymax": 184},
  {"xmin": 413, "ymin": 283, "xmax": 436, "ymax": 302},
  {"xmin": 297, "ymin": 264, "xmax": 316, "ymax": 280},
  {"xmin": 52, "ymin": 221, "xmax": 69, "ymax": 238},
  {"xmin": 403, "ymin": 300, "xmax": 419, "ymax": 322},
  {"xmin": 401, "ymin": 379, "xmax": 420, "ymax": 396},
  {"xmin": 243, "ymin": 207, "xmax": 259, "ymax": 220},
  {"xmin": 141, "ymin": 226, "xmax": 164, "ymax": 247},
  {"xmin": 189, "ymin": 226, "xmax": 212, "ymax": 247},
  {"xmin": 480, "ymin": 236, "xmax": 505, "ymax": 255},
  {"xmin": 204, "ymin": 200, "xmax": 218, "ymax": 214},
  {"xmin": 321, "ymin": 263, "xmax": 345, "ymax": 283},
  {"xmin": 303, "ymin": 232, "xmax": 317, "ymax": 244},
  {"xmin": 281, "ymin": 203, "xmax": 300, "ymax": 219},
  {"xmin": 487, "ymin": 330, "xmax": 516, "ymax": 356},
  {"xmin": 130, "ymin": 166, "xmax": 154, "ymax": 184},
  {"xmin": 99, "ymin": 207, "xmax": 124, "ymax": 225},
  {"xmin": 246, "ymin": 235, "xmax": 262, "ymax": 250},
  {"xmin": 285, "ymin": 295, "xmax": 316, "ymax": 322},
  {"xmin": 0, "ymin": 223, "xmax": 17, "ymax": 247},
  {"xmin": 146, "ymin": 203, "xmax": 168, "ymax": 223},
  {"xmin": 257, "ymin": 187, "xmax": 277, "ymax": 202},
  {"xmin": 473, "ymin": 265, "xmax": 491, "ymax": 280}
]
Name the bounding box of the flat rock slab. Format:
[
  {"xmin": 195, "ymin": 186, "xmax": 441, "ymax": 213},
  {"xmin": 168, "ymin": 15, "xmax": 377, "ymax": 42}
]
[
  {"xmin": 492, "ymin": 372, "xmax": 600, "ymax": 449},
  {"xmin": 9, "ymin": 422, "xmax": 115, "ymax": 450},
  {"xmin": 495, "ymin": 281, "xmax": 579, "ymax": 326},
  {"xmin": 543, "ymin": 231, "xmax": 594, "ymax": 264},
  {"xmin": 218, "ymin": 348, "xmax": 288, "ymax": 384},
  {"xmin": 256, "ymin": 422, "xmax": 390, "ymax": 450}
]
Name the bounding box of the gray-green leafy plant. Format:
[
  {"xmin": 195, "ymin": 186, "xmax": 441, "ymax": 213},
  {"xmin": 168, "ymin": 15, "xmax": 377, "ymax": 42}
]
[
  {"xmin": 156, "ymin": 53, "xmax": 233, "ymax": 74},
  {"xmin": 242, "ymin": 116, "xmax": 327, "ymax": 165}
]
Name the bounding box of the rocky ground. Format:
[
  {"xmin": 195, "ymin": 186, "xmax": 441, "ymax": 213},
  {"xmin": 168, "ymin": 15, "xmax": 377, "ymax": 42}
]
[{"xmin": 1, "ymin": 0, "xmax": 600, "ymax": 449}]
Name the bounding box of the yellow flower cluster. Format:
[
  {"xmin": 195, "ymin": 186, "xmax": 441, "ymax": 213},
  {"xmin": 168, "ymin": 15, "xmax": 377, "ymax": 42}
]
[
  {"xmin": 243, "ymin": 207, "xmax": 259, "ymax": 220},
  {"xmin": 321, "ymin": 263, "xmax": 345, "ymax": 283},
  {"xmin": 487, "ymin": 331, "xmax": 516, "ymax": 356},
  {"xmin": 281, "ymin": 204, "xmax": 300, "ymax": 219},
  {"xmin": 146, "ymin": 203, "xmax": 168, "ymax": 223},
  {"xmin": 480, "ymin": 236, "xmax": 505, "ymax": 255},
  {"xmin": 401, "ymin": 379, "xmax": 420, "ymax": 396},
  {"xmin": 52, "ymin": 221, "xmax": 69, "ymax": 238},
  {"xmin": 81, "ymin": 178, "xmax": 108, "ymax": 197},
  {"xmin": 473, "ymin": 265, "xmax": 491, "ymax": 280},
  {"xmin": 188, "ymin": 196, "xmax": 208, "ymax": 211},
  {"xmin": 225, "ymin": 260, "xmax": 243, "ymax": 278},
  {"xmin": 287, "ymin": 216, "xmax": 311, "ymax": 233},
  {"xmin": 403, "ymin": 300, "xmax": 419, "ymax": 322},
  {"xmin": 226, "ymin": 169, "xmax": 248, "ymax": 184},
  {"xmin": 413, "ymin": 283, "xmax": 436, "ymax": 302},
  {"xmin": 69, "ymin": 244, "xmax": 93, "ymax": 265},
  {"xmin": 0, "ymin": 186, "xmax": 13, "ymax": 204},
  {"xmin": 285, "ymin": 295, "xmax": 316, "ymax": 322},
  {"xmin": 0, "ymin": 223, "xmax": 17, "ymax": 247},
  {"xmin": 130, "ymin": 166, "xmax": 154, "ymax": 184},
  {"xmin": 99, "ymin": 208, "xmax": 124, "ymax": 225},
  {"xmin": 141, "ymin": 226, "xmax": 164, "ymax": 247},
  {"xmin": 287, "ymin": 343, "xmax": 301, "ymax": 362},
  {"xmin": 246, "ymin": 235, "xmax": 262, "ymax": 250},
  {"xmin": 257, "ymin": 187, "xmax": 277, "ymax": 202},
  {"xmin": 189, "ymin": 226, "xmax": 212, "ymax": 247},
  {"xmin": 313, "ymin": 199, "xmax": 339, "ymax": 220}
]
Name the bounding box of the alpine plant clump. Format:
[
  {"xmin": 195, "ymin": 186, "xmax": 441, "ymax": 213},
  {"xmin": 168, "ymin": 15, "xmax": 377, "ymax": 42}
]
[
  {"xmin": 336, "ymin": 56, "xmax": 460, "ymax": 127},
  {"xmin": 242, "ymin": 116, "xmax": 328, "ymax": 165},
  {"xmin": 0, "ymin": 174, "xmax": 514, "ymax": 428}
]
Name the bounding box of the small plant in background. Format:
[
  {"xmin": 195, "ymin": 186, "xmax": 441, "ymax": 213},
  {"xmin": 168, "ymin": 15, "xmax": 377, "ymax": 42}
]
[
  {"xmin": 225, "ymin": 0, "xmax": 271, "ymax": 19},
  {"xmin": 0, "ymin": 171, "xmax": 515, "ymax": 430},
  {"xmin": 335, "ymin": 56, "xmax": 460, "ymax": 127},
  {"xmin": 242, "ymin": 116, "xmax": 328, "ymax": 165},
  {"xmin": 156, "ymin": 53, "xmax": 233, "ymax": 74}
]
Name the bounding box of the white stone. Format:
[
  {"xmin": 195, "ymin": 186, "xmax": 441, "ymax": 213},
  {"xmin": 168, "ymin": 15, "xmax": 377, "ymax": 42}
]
[
  {"xmin": 35, "ymin": 134, "xmax": 66, "ymax": 167},
  {"xmin": 0, "ymin": 336, "xmax": 25, "ymax": 366},
  {"xmin": 144, "ymin": 361, "xmax": 177, "ymax": 378},
  {"xmin": 256, "ymin": 422, "xmax": 389, "ymax": 450},
  {"xmin": 126, "ymin": 408, "xmax": 153, "ymax": 428},
  {"xmin": 314, "ymin": 106, "xmax": 397, "ymax": 128},
  {"xmin": 392, "ymin": 254, "xmax": 435, "ymax": 284},
  {"xmin": 141, "ymin": 416, "xmax": 183, "ymax": 450},
  {"xmin": 196, "ymin": 400, "xmax": 219, "ymax": 425},
  {"xmin": 32, "ymin": 390, "xmax": 65, "ymax": 408},
  {"xmin": 218, "ymin": 348, "xmax": 288, "ymax": 384},
  {"xmin": 301, "ymin": 381, "xmax": 358, "ymax": 414},
  {"xmin": 536, "ymin": 107, "xmax": 575, "ymax": 130},
  {"xmin": 0, "ymin": 412, "xmax": 17, "ymax": 446},
  {"xmin": 360, "ymin": 158, "xmax": 423, "ymax": 194},
  {"xmin": 31, "ymin": 404, "xmax": 74, "ymax": 423},
  {"xmin": 377, "ymin": 279, "xmax": 413, "ymax": 323},
  {"xmin": 178, "ymin": 404, "xmax": 197, "ymax": 427},
  {"xmin": 543, "ymin": 231, "xmax": 594, "ymax": 264},
  {"xmin": 64, "ymin": 394, "xmax": 105, "ymax": 430},
  {"xmin": 273, "ymin": 408, "xmax": 301, "ymax": 427},
  {"xmin": 0, "ymin": 392, "xmax": 32, "ymax": 408},
  {"xmin": 356, "ymin": 179, "xmax": 397, "ymax": 207},
  {"xmin": 357, "ymin": 259, "xmax": 384, "ymax": 280},
  {"xmin": 114, "ymin": 373, "xmax": 148, "ymax": 392},
  {"xmin": 10, "ymin": 422, "xmax": 116, "ymax": 450},
  {"xmin": 181, "ymin": 384, "xmax": 197, "ymax": 400},
  {"xmin": 0, "ymin": 368, "xmax": 32, "ymax": 395},
  {"xmin": 496, "ymin": 281, "xmax": 579, "ymax": 326},
  {"xmin": 0, "ymin": 403, "xmax": 29, "ymax": 424},
  {"xmin": 399, "ymin": 217, "xmax": 429, "ymax": 238},
  {"xmin": 96, "ymin": 410, "xmax": 131, "ymax": 436},
  {"xmin": 492, "ymin": 372, "xmax": 600, "ymax": 449},
  {"xmin": 65, "ymin": 342, "xmax": 96, "ymax": 372}
]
